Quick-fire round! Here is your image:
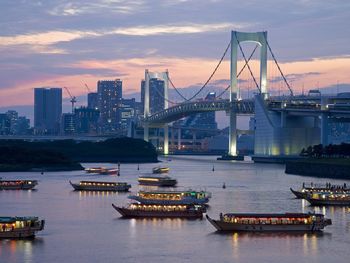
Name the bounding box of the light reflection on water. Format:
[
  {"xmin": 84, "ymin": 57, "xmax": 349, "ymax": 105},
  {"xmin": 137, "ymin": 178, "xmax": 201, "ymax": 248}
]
[{"xmin": 0, "ymin": 157, "xmax": 350, "ymax": 263}]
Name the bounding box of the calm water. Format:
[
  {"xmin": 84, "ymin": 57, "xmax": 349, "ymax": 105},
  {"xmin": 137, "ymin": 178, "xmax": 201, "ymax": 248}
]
[{"xmin": 1, "ymin": 156, "xmax": 350, "ymax": 263}]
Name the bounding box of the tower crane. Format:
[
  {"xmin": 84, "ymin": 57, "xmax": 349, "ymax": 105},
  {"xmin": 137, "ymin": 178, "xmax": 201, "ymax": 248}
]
[
  {"xmin": 64, "ymin": 86, "xmax": 77, "ymax": 113},
  {"xmin": 84, "ymin": 83, "xmax": 92, "ymax": 93}
]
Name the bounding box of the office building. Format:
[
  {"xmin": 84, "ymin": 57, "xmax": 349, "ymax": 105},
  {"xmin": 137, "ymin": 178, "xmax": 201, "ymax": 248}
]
[
  {"xmin": 34, "ymin": 87, "xmax": 62, "ymax": 134},
  {"xmin": 97, "ymin": 79, "xmax": 122, "ymax": 132},
  {"xmin": 75, "ymin": 107, "xmax": 100, "ymax": 134},
  {"xmin": 61, "ymin": 113, "xmax": 76, "ymax": 135},
  {"xmin": 87, "ymin": 92, "xmax": 98, "ymax": 110}
]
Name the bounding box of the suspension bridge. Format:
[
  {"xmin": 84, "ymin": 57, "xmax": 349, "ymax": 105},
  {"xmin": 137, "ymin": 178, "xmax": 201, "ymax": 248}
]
[{"xmin": 141, "ymin": 31, "xmax": 350, "ymax": 158}]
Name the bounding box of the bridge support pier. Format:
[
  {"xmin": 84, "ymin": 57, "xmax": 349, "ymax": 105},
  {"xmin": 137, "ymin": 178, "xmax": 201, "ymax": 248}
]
[
  {"xmin": 228, "ymin": 111, "xmax": 237, "ymax": 156},
  {"xmin": 177, "ymin": 128, "xmax": 181, "ymax": 150},
  {"xmin": 321, "ymin": 113, "xmax": 328, "ymax": 146},
  {"xmin": 164, "ymin": 125, "xmax": 169, "ymax": 155},
  {"xmin": 144, "ymin": 123, "xmax": 149, "ymax": 142}
]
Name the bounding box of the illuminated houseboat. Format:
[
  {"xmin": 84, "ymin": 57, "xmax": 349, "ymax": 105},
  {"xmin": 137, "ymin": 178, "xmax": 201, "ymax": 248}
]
[
  {"xmin": 152, "ymin": 166, "xmax": 170, "ymax": 174},
  {"xmin": 138, "ymin": 175, "xmax": 177, "ymax": 187},
  {"xmin": 0, "ymin": 179, "xmax": 38, "ymax": 190},
  {"xmin": 206, "ymin": 212, "xmax": 332, "ymax": 232},
  {"xmin": 290, "ymin": 183, "xmax": 350, "ymax": 199},
  {"xmin": 69, "ymin": 181, "xmax": 131, "ymax": 192},
  {"xmin": 85, "ymin": 167, "xmax": 119, "ymax": 175},
  {"xmin": 304, "ymin": 193, "xmax": 350, "ymax": 206},
  {"xmin": 112, "ymin": 203, "xmax": 205, "ymax": 218},
  {"xmin": 128, "ymin": 190, "xmax": 211, "ymax": 205},
  {"xmin": 0, "ymin": 216, "xmax": 45, "ymax": 238}
]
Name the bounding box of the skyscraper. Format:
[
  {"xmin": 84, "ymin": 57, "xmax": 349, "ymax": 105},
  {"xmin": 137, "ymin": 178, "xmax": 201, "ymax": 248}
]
[
  {"xmin": 87, "ymin": 92, "xmax": 98, "ymax": 110},
  {"xmin": 141, "ymin": 78, "xmax": 165, "ymax": 115},
  {"xmin": 34, "ymin": 87, "xmax": 62, "ymax": 134},
  {"xmin": 97, "ymin": 79, "xmax": 122, "ymax": 132},
  {"xmin": 75, "ymin": 107, "xmax": 100, "ymax": 134}
]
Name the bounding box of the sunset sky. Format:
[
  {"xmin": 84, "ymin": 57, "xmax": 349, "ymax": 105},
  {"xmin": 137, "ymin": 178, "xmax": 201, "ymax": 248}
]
[{"xmin": 1, "ymin": 0, "xmax": 350, "ymax": 117}]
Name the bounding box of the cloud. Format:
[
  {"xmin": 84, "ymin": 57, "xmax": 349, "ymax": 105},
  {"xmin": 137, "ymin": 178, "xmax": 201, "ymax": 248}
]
[
  {"xmin": 269, "ymin": 72, "xmax": 321, "ymax": 83},
  {"xmin": 0, "ymin": 22, "xmax": 248, "ymax": 51}
]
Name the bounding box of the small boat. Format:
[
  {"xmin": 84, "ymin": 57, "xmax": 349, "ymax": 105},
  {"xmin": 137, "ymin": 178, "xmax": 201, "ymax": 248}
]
[
  {"xmin": 69, "ymin": 181, "xmax": 131, "ymax": 192},
  {"xmin": 85, "ymin": 167, "xmax": 119, "ymax": 175},
  {"xmin": 152, "ymin": 167, "xmax": 170, "ymax": 174},
  {"xmin": 290, "ymin": 183, "xmax": 350, "ymax": 199},
  {"xmin": 304, "ymin": 193, "xmax": 350, "ymax": 206},
  {"xmin": 128, "ymin": 189, "xmax": 211, "ymax": 205},
  {"xmin": 112, "ymin": 203, "xmax": 205, "ymax": 218},
  {"xmin": 138, "ymin": 175, "xmax": 177, "ymax": 187},
  {"xmin": 0, "ymin": 216, "xmax": 45, "ymax": 238},
  {"xmin": 0, "ymin": 179, "xmax": 38, "ymax": 190},
  {"xmin": 85, "ymin": 167, "xmax": 104, "ymax": 173},
  {"xmin": 206, "ymin": 212, "xmax": 332, "ymax": 232}
]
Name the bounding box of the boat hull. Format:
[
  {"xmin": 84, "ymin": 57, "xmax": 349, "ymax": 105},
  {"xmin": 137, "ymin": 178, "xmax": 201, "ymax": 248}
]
[
  {"xmin": 70, "ymin": 182, "xmax": 130, "ymax": 192},
  {"xmin": 206, "ymin": 215, "xmax": 328, "ymax": 232},
  {"xmin": 112, "ymin": 204, "xmax": 203, "ymax": 219},
  {"xmin": 305, "ymin": 197, "xmax": 350, "ymax": 206},
  {"xmin": 0, "ymin": 181, "xmax": 37, "ymax": 190},
  {"xmin": 290, "ymin": 188, "xmax": 307, "ymax": 199},
  {"xmin": 138, "ymin": 180, "xmax": 177, "ymax": 187}
]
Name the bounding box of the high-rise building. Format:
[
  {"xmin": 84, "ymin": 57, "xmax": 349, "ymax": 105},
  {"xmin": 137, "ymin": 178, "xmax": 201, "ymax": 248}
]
[
  {"xmin": 120, "ymin": 98, "xmax": 137, "ymax": 135},
  {"xmin": 87, "ymin": 92, "xmax": 98, "ymax": 110},
  {"xmin": 141, "ymin": 78, "xmax": 165, "ymax": 115},
  {"xmin": 97, "ymin": 79, "xmax": 122, "ymax": 132},
  {"xmin": 5, "ymin": 110, "xmax": 18, "ymax": 135},
  {"xmin": 34, "ymin": 88, "xmax": 62, "ymax": 134},
  {"xmin": 75, "ymin": 107, "xmax": 100, "ymax": 134},
  {"xmin": 61, "ymin": 113, "xmax": 76, "ymax": 135},
  {"xmin": 0, "ymin": 113, "xmax": 10, "ymax": 135}
]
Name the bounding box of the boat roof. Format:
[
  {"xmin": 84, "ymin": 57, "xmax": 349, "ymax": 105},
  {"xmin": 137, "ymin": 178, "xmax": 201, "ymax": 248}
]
[
  {"xmin": 79, "ymin": 181, "xmax": 127, "ymax": 184},
  {"xmin": 138, "ymin": 176, "xmax": 175, "ymax": 179},
  {"xmin": 0, "ymin": 180, "xmax": 37, "ymax": 182},
  {"xmin": 138, "ymin": 190, "xmax": 205, "ymax": 194},
  {"xmin": 224, "ymin": 213, "xmax": 324, "ymax": 218},
  {"xmin": 0, "ymin": 216, "xmax": 39, "ymax": 223}
]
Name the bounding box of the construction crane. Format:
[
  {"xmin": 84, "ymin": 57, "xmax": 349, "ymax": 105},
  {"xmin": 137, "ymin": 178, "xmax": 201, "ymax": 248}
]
[
  {"xmin": 64, "ymin": 86, "xmax": 77, "ymax": 113},
  {"xmin": 84, "ymin": 83, "xmax": 92, "ymax": 93}
]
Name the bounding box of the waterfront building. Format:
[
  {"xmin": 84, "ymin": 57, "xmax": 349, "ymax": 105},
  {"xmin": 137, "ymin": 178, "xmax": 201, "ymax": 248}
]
[
  {"xmin": 97, "ymin": 79, "xmax": 122, "ymax": 133},
  {"xmin": 61, "ymin": 113, "xmax": 76, "ymax": 135},
  {"xmin": 75, "ymin": 107, "xmax": 100, "ymax": 134},
  {"xmin": 15, "ymin": 116, "xmax": 30, "ymax": 135},
  {"xmin": 0, "ymin": 113, "xmax": 10, "ymax": 135},
  {"xmin": 87, "ymin": 92, "xmax": 98, "ymax": 110},
  {"xmin": 141, "ymin": 78, "xmax": 165, "ymax": 114},
  {"xmin": 34, "ymin": 87, "xmax": 62, "ymax": 135},
  {"xmin": 120, "ymin": 98, "xmax": 137, "ymax": 135}
]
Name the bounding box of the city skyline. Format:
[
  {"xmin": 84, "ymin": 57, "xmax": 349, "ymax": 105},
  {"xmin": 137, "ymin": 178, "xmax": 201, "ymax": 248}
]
[{"xmin": 0, "ymin": 0, "xmax": 350, "ymax": 110}]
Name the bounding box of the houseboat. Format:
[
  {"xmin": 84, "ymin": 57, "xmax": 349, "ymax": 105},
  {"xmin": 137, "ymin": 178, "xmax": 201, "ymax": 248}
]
[
  {"xmin": 112, "ymin": 203, "xmax": 205, "ymax": 218},
  {"xmin": 290, "ymin": 183, "xmax": 350, "ymax": 199},
  {"xmin": 206, "ymin": 212, "xmax": 332, "ymax": 232},
  {"xmin": 85, "ymin": 167, "xmax": 119, "ymax": 175},
  {"xmin": 0, "ymin": 179, "xmax": 38, "ymax": 190},
  {"xmin": 128, "ymin": 190, "xmax": 211, "ymax": 205},
  {"xmin": 304, "ymin": 193, "xmax": 350, "ymax": 206},
  {"xmin": 138, "ymin": 175, "xmax": 177, "ymax": 187},
  {"xmin": 152, "ymin": 167, "xmax": 170, "ymax": 174},
  {"xmin": 0, "ymin": 216, "xmax": 45, "ymax": 238},
  {"xmin": 69, "ymin": 181, "xmax": 131, "ymax": 192}
]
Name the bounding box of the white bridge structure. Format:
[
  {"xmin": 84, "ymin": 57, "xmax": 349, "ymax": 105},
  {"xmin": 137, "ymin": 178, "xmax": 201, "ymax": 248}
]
[{"xmin": 142, "ymin": 31, "xmax": 350, "ymax": 158}]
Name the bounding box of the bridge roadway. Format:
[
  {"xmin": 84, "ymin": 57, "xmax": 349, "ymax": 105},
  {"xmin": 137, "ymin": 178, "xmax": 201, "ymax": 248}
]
[{"xmin": 144, "ymin": 96, "xmax": 350, "ymax": 126}]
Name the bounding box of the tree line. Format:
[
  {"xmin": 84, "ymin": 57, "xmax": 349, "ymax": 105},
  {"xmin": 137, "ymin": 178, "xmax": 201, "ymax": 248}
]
[{"xmin": 300, "ymin": 143, "xmax": 350, "ymax": 158}]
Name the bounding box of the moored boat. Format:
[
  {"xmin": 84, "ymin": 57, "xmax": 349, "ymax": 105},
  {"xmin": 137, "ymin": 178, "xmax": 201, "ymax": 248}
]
[
  {"xmin": 290, "ymin": 183, "xmax": 350, "ymax": 199},
  {"xmin": 85, "ymin": 167, "xmax": 119, "ymax": 175},
  {"xmin": 85, "ymin": 167, "xmax": 104, "ymax": 173},
  {"xmin": 0, "ymin": 179, "xmax": 38, "ymax": 190},
  {"xmin": 0, "ymin": 216, "xmax": 45, "ymax": 238},
  {"xmin": 112, "ymin": 203, "xmax": 205, "ymax": 218},
  {"xmin": 69, "ymin": 181, "xmax": 131, "ymax": 192},
  {"xmin": 128, "ymin": 189, "xmax": 211, "ymax": 205},
  {"xmin": 138, "ymin": 175, "xmax": 177, "ymax": 187},
  {"xmin": 152, "ymin": 166, "xmax": 170, "ymax": 174},
  {"xmin": 206, "ymin": 212, "xmax": 332, "ymax": 232},
  {"xmin": 304, "ymin": 193, "xmax": 350, "ymax": 206}
]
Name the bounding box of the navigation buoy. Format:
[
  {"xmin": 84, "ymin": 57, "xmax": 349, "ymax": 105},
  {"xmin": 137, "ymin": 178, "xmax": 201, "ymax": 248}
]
[
  {"xmin": 212, "ymin": 165, "xmax": 215, "ymax": 172},
  {"xmin": 222, "ymin": 183, "xmax": 226, "ymax": 189},
  {"xmin": 137, "ymin": 164, "xmax": 140, "ymax": 170}
]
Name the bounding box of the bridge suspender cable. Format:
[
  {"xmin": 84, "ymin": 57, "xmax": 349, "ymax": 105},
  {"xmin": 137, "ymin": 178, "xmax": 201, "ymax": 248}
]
[
  {"xmin": 216, "ymin": 44, "xmax": 259, "ymax": 99},
  {"xmin": 168, "ymin": 40, "xmax": 232, "ymax": 102},
  {"xmin": 263, "ymin": 34, "xmax": 294, "ymax": 97}
]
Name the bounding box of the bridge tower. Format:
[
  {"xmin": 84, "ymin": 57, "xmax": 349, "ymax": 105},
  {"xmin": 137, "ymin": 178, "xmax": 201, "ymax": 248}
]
[
  {"xmin": 229, "ymin": 31, "xmax": 268, "ymax": 156},
  {"xmin": 143, "ymin": 69, "xmax": 170, "ymax": 155}
]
